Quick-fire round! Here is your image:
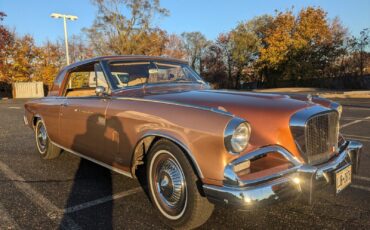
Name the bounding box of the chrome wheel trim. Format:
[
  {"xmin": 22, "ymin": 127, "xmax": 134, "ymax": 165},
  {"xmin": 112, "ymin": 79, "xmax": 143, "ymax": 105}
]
[
  {"xmin": 149, "ymin": 150, "xmax": 188, "ymax": 220},
  {"xmin": 156, "ymin": 158, "xmax": 185, "ymax": 208},
  {"xmin": 36, "ymin": 121, "xmax": 48, "ymax": 154}
]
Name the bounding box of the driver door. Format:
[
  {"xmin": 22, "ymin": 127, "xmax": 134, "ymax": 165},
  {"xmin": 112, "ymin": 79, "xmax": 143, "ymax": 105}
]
[{"xmin": 59, "ymin": 62, "xmax": 111, "ymax": 163}]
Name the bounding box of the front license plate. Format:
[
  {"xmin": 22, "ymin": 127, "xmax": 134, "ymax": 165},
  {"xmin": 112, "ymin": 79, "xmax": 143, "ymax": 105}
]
[{"xmin": 335, "ymin": 165, "xmax": 352, "ymax": 193}]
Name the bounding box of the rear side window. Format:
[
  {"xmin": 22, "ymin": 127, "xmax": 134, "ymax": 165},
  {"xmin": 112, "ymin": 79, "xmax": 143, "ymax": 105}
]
[{"xmin": 68, "ymin": 71, "xmax": 91, "ymax": 89}]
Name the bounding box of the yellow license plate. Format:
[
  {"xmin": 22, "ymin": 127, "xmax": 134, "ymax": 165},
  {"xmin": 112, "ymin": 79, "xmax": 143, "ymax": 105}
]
[{"xmin": 335, "ymin": 165, "xmax": 352, "ymax": 193}]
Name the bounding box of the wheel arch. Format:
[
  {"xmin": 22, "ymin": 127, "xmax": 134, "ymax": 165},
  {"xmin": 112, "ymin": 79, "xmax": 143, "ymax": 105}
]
[
  {"xmin": 130, "ymin": 132, "xmax": 204, "ymax": 180},
  {"xmin": 32, "ymin": 114, "xmax": 42, "ymax": 128}
]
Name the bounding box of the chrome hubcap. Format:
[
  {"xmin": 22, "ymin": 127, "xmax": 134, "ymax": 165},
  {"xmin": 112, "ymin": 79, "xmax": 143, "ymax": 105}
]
[
  {"xmin": 37, "ymin": 122, "xmax": 48, "ymax": 153},
  {"xmin": 151, "ymin": 151, "xmax": 187, "ymax": 219},
  {"xmin": 157, "ymin": 158, "xmax": 185, "ymax": 207}
]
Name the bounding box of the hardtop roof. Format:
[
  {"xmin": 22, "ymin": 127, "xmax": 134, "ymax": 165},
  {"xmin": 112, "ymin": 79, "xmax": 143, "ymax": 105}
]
[{"xmin": 61, "ymin": 55, "xmax": 188, "ymax": 71}]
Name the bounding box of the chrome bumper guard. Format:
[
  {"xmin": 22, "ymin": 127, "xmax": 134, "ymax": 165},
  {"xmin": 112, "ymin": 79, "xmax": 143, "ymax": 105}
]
[{"xmin": 203, "ymin": 141, "xmax": 362, "ymax": 208}]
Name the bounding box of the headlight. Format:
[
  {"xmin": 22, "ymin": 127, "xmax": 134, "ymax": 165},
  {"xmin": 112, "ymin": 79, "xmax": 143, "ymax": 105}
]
[{"xmin": 224, "ymin": 118, "xmax": 251, "ymax": 154}]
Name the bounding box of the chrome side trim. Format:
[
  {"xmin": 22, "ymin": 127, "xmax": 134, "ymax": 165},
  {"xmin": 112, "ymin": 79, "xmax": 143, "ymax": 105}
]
[
  {"xmin": 112, "ymin": 96, "xmax": 233, "ymax": 117},
  {"xmin": 224, "ymin": 145, "xmax": 303, "ymax": 186},
  {"xmin": 137, "ymin": 132, "xmax": 204, "ymax": 179},
  {"xmin": 51, "ymin": 141, "xmax": 133, "ymax": 178}
]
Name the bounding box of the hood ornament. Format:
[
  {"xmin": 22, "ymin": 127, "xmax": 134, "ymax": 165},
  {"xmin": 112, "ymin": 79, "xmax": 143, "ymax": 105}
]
[
  {"xmin": 307, "ymin": 94, "xmax": 313, "ymax": 103},
  {"xmin": 217, "ymin": 106, "xmax": 228, "ymax": 112}
]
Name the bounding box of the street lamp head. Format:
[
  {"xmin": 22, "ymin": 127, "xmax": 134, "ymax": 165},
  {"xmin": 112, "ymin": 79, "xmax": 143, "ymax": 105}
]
[
  {"xmin": 50, "ymin": 13, "xmax": 63, "ymax": 19},
  {"xmin": 66, "ymin": 15, "xmax": 78, "ymax": 21},
  {"xmin": 49, "ymin": 12, "xmax": 77, "ymax": 65},
  {"xmin": 50, "ymin": 13, "xmax": 78, "ymax": 21}
]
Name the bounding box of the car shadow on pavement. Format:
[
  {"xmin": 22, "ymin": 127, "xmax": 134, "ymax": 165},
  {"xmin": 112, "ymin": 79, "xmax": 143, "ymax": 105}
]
[
  {"xmin": 59, "ymin": 113, "xmax": 131, "ymax": 229},
  {"xmin": 59, "ymin": 158, "xmax": 114, "ymax": 229}
]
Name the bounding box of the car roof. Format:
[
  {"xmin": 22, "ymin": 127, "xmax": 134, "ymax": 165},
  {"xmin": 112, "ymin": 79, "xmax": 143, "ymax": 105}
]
[{"xmin": 62, "ymin": 55, "xmax": 188, "ymax": 71}]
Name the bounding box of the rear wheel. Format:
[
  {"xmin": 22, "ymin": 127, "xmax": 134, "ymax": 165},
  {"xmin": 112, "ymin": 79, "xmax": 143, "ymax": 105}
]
[
  {"xmin": 35, "ymin": 119, "xmax": 61, "ymax": 159},
  {"xmin": 147, "ymin": 139, "xmax": 214, "ymax": 229}
]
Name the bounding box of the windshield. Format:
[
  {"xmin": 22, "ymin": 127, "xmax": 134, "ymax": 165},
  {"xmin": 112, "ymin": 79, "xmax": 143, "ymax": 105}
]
[{"xmin": 107, "ymin": 61, "xmax": 203, "ymax": 89}]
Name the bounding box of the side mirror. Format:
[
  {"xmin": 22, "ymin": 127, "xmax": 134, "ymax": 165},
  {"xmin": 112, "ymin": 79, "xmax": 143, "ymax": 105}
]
[{"xmin": 95, "ymin": 86, "xmax": 106, "ymax": 96}]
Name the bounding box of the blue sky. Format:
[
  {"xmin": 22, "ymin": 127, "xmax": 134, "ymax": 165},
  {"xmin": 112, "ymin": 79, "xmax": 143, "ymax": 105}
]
[{"xmin": 1, "ymin": 0, "xmax": 369, "ymax": 45}]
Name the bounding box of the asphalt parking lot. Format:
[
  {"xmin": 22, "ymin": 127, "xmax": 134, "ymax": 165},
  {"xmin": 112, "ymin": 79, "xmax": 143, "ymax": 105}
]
[{"xmin": 0, "ymin": 98, "xmax": 369, "ymax": 229}]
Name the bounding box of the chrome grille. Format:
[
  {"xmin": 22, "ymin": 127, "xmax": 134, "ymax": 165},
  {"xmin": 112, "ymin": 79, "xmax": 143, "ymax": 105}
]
[
  {"xmin": 305, "ymin": 112, "xmax": 339, "ymax": 164},
  {"xmin": 290, "ymin": 106, "xmax": 340, "ymax": 165}
]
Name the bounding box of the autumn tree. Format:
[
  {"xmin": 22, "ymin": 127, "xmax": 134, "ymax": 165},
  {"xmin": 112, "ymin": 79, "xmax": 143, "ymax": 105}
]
[
  {"xmin": 348, "ymin": 28, "xmax": 369, "ymax": 76},
  {"xmin": 203, "ymin": 15, "xmax": 272, "ymax": 89},
  {"xmin": 2, "ymin": 35, "xmax": 38, "ymax": 83},
  {"xmin": 181, "ymin": 32, "xmax": 210, "ymax": 74},
  {"xmin": 1, "ymin": 13, "xmax": 40, "ymax": 84},
  {"xmin": 163, "ymin": 34, "xmax": 187, "ymax": 59},
  {"xmin": 33, "ymin": 41, "xmax": 64, "ymax": 88},
  {"xmin": 84, "ymin": 0, "xmax": 169, "ymax": 55},
  {"xmin": 202, "ymin": 44, "xmax": 227, "ymax": 88},
  {"xmin": 0, "ymin": 12, "xmax": 12, "ymax": 56},
  {"xmin": 229, "ymin": 15, "xmax": 272, "ymax": 88},
  {"xmin": 0, "ymin": 12, "xmax": 14, "ymax": 82},
  {"xmin": 68, "ymin": 35, "xmax": 95, "ymax": 63},
  {"xmin": 259, "ymin": 7, "xmax": 348, "ymax": 84},
  {"xmin": 214, "ymin": 33, "xmax": 234, "ymax": 88},
  {"xmin": 258, "ymin": 9, "xmax": 296, "ymax": 84}
]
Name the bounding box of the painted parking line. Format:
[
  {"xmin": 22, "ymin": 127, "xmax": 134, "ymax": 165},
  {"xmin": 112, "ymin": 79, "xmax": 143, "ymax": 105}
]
[
  {"xmin": 0, "ymin": 160, "xmax": 80, "ymax": 230},
  {"xmin": 0, "ymin": 158, "xmax": 142, "ymax": 219},
  {"xmin": 343, "ymin": 136, "xmax": 370, "ymax": 143},
  {"xmin": 340, "ymin": 116, "xmax": 370, "ymax": 128},
  {"xmin": 351, "ymin": 184, "xmax": 370, "ymax": 192},
  {"xmin": 343, "ymin": 134, "xmax": 370, "ymax": 140},
  {"xmin": 354, "ymin": 175, "xmax": 370, "ymax": 182},
  {"xmin": 0, "ymin": 202, "xmax": 19, "ymax": 230},
  {"xmin": 343, "ymin": 134, "xmax": 370, "ymax": 139},
  {"xmin": 342, "ymin": 116, "xmax": 370, "ymax": 121},
  {"xmin": 343, "ymin": 105, "xmax": 370, "ymax": 110},
  {"xmin": 343, "ymin": 134, "xmax": 370, "ymax": 142},
  {"xmin": 7, "ymin": 106, "xmax": 21, "ymax": 109},
  {"xmin": 63, "ymin": 187, "xmax": 142, "ymax": 214}
]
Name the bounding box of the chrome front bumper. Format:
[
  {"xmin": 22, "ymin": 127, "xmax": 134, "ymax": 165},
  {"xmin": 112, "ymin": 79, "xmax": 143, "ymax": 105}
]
[{"xmin": 203, "ymin": 141, "xmax": 363, "ymax": 208}]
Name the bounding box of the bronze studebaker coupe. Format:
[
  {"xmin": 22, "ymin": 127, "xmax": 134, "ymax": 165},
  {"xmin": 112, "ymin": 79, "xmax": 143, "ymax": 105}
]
[{"xmin": 25, "ymin": 56, "xmax": 363, "ymax": 229}]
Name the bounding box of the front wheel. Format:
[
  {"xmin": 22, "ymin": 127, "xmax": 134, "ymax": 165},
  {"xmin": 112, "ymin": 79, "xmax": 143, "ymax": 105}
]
[
  {"xmin": 35, "ymin": 119, "xmax": 61, "ymax": 159},
  {"xmin": 147, "ymin": 139, "xmax": 214, "ymax": 229}
]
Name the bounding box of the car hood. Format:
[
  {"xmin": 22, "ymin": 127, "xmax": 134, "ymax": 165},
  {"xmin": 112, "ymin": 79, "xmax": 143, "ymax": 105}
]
[
  {"xmin": 144, "ymin": 89, "xmax": 314, "ymax": 119},
  {"xmin": 144, "ymin": 89, "xmax": 321, "ymax": 159}
]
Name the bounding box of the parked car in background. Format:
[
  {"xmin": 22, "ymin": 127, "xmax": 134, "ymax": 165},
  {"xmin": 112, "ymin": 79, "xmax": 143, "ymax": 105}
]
[{"xmin": 24, "ymin": 56, "xmax": 363, "ymax": 229}]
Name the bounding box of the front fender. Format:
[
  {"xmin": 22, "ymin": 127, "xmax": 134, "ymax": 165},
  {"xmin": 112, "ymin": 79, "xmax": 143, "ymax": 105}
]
[{"xmin": 107, "ymin": 98, "xmax": 235, "ymax": 184}]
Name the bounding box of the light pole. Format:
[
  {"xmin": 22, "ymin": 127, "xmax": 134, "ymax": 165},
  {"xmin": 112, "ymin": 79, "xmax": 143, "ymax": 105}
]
[{"xmin": 50, "ymin": 13, "xmax": 78, "ymax": 65}]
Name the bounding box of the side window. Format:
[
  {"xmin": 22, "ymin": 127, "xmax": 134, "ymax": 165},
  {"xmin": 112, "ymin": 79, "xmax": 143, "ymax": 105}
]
[
  {"xmin": 108, "ymin": 62, "xmax": 151, "ymax": 88},
  {"xmin": 148, "ymin": 62, "xmax": 186, "ymax": 84},
  {"xmin": 65, "ymin": 63, "xmax": 109, "ymax": 97}
]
